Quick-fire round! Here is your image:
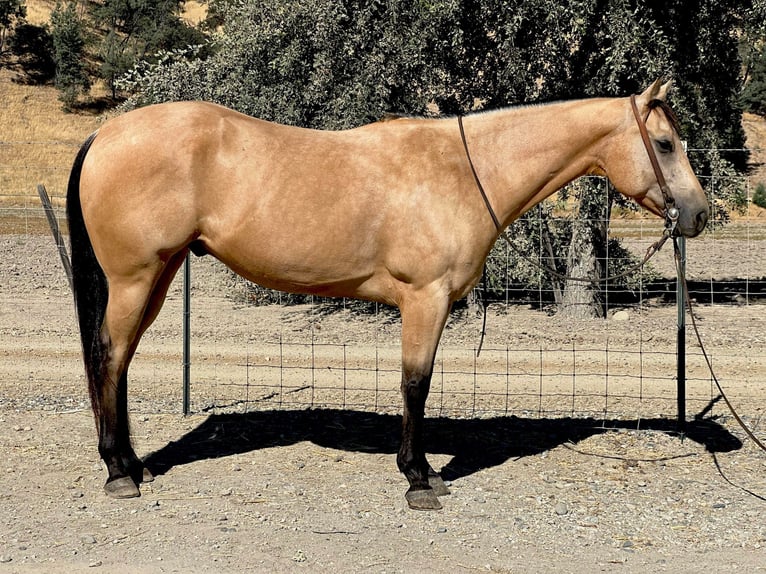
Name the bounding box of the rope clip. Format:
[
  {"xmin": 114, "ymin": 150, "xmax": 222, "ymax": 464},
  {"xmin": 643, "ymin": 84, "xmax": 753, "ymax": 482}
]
[{"xmin": 664, "ymin": 206, "xmax": 680, "ymax": 237}]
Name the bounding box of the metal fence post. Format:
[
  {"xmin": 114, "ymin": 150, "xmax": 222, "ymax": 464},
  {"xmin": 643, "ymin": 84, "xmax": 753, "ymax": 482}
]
[
  {"xmin": 183, "ymin": 253, "xmax": 191, "ymax": 415},
  {"xmin": 676, "ymin": 235, "xmax": 686, "ymax": 430},
  {"xmin": 676, "ymin": 139, "xmax": 689, "ymax": 432}
]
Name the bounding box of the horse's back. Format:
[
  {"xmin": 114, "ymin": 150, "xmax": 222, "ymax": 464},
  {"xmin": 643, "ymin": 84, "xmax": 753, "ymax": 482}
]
[{"xmin": 78, "ymin": 102, "xmax": 475, "ymax": 300}]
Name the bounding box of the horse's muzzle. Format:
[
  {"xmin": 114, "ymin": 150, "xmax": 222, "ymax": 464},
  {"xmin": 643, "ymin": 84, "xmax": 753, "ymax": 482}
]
[{"xmin": 683, "ymin": 208, "xmax": 708, "ymax": 238}]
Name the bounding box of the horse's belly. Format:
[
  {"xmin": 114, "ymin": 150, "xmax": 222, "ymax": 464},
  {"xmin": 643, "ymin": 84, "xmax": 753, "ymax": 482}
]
[{"xmin": 202, "ymin": 229, "xmax": 391, "ymax": 301}]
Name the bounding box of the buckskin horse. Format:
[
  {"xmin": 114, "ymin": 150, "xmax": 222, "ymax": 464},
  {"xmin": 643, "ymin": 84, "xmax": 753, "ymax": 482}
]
[{"xmin": 66, "ymin": 80, "xmax": 708, "ymax": 510}]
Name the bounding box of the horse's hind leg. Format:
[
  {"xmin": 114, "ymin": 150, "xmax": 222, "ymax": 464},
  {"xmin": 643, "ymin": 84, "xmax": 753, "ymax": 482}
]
[
  {"xmin": 95, "ymin": 280, "xmax": 153, "ymax": 497},
  {"xmin": 97, "ymin": 254, "xmax": 184, "ymax": 498}
]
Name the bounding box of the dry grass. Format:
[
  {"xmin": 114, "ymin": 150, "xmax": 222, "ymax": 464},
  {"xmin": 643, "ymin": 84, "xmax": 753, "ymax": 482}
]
[
  {"xmin": 25, "ymin": 0, "xmax": 207, "ymax": 28},
  {"xmin": 0, "ymin": 68, "xmax": 102, "ymax": 206},
  {"xmin": 24, "ymin": 0, "xmax": 57, "ymax": 26},
  {"xmin": 0, "ymin": 1, "xmax": 208, "ymax": 208},
  {"xmin": 744, "ymin": 112, "xmax": 766, "ymax": 186},
  {"xmin": 181, "ymin": 1, "xmax": 208, "ymax": 25}
]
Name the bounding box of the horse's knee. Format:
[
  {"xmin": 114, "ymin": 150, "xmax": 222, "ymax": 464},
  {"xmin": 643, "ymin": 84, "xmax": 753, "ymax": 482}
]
[{"xmin": 400, "ymin": 370, "xmax": 432, "ymax": 406}]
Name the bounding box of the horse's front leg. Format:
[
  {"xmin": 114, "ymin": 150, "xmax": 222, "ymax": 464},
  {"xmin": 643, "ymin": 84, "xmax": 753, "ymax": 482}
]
[{"xmin": 397, "ymin": 294, "xmax": 452, "ymax": 510}]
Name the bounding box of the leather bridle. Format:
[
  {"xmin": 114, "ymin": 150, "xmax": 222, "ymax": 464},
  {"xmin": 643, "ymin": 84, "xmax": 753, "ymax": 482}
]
[
  {"xmin": 629, "ymin": 94, "xmax": 680, "ymax": 234},
  {"xmin": 461, "ymin": 94, "xmax": 680, "ymax": 238}
]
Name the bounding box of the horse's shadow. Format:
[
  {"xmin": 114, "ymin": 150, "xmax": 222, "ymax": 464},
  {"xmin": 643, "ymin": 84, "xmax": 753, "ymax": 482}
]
[{"xmin": 143, "ymin": 407, "xmax": 742, "ymax": 482}]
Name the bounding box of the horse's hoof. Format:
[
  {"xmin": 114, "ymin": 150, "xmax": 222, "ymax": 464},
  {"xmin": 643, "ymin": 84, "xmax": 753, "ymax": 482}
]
[
  {"xmin": 428, "ymin": 474, "xmax": 451, "ymax": 497},
  {"xmin": 104, "ymin": 476, "xmax": 140, "ymax": 499},
  {"xmin": 405, "ymin": 488, "xmax": 442, "ymax": 511},
  {"xmin": 140, "ymin": 466, "xmax": 154, "ymax": 483},
  {"xmin": 127, "ymin": 460, "xmax": 153, "ymax": 484}
]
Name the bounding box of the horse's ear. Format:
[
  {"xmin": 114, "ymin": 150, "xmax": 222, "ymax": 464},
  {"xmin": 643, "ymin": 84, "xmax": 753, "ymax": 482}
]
[
  {"xmin": 637, "ymin": 78, "xmax": 672, "ymax": 105},
  {"xmin": 656, "ymin": 79, "xmax": 673, "ymax": 101}
]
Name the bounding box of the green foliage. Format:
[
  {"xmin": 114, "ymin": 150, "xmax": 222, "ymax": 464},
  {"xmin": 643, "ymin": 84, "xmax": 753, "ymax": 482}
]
[
  {"xmin": 753, "ymin": 182, "xmax": 766, "ymax": 209},
  {"xmin": 51, "ymin": 1, "xmax": 90, "ymax": 111},
  {"xmin": 90, "ymin": 0, "xmax": 206, "ymax": 99},
  {"xmin": 121, "ymin": 0, "xmax": 457, "ymax": 127},
  {"xmin": 115, "ymin": 0, "xmax": 756, "ymax": 309},
  {"xmin": 10, "ymin": 22, "xmax": 55, "ymax": 83},
  {"xmin": 120, "ymin": 1, "xmax": 754, "ymax": 145}
]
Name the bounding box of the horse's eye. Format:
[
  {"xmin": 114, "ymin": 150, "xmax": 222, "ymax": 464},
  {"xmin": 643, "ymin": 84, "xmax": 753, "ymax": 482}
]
[{"xmin": 657, "ymin": 139, "xmax": 674, "ymax": 153}]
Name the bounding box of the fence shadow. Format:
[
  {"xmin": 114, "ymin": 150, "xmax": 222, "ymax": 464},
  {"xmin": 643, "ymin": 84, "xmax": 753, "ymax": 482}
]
[{"xmin": 143, "ymin": 408, "xmax": 742, "ymax": 482}]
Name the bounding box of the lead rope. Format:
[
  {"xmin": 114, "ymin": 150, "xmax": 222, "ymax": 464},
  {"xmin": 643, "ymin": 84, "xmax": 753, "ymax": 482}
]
[
  {"xmin": 459, "ymin": 115, "xmax": 495, "ymax": 356},
  {"xmin": 673, "ymin": 237, "xmax": 766, "ymax": 453},
  {"xmin": 460, "ymin": 110, "xmax": 766, "ymax": 449},
  {"xmin": 461, "ymin": 103, "xmax": 766, "ymax": 487}
]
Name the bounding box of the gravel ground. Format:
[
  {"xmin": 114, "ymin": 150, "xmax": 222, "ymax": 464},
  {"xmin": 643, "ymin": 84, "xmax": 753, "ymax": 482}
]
[{"xmin": 1, "ymin": 234, "xmax": 765, "ymax": 573}]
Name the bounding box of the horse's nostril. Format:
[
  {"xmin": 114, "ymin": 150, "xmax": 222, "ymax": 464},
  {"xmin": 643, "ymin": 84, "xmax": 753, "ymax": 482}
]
[{"xmin": 695, "ymin": 209, "xmax": 708, "ymax": 231}]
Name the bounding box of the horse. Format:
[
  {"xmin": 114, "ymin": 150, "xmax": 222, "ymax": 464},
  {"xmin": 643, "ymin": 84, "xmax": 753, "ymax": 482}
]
[{"xmin": 66, "ymin": 79, "xmax": 708, "ymax": 510}]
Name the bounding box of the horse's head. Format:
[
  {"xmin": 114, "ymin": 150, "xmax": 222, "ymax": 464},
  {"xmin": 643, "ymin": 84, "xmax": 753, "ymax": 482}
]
[{"xmin": 601, "ymin": 79, "xmax": 709, "ymax": 237}]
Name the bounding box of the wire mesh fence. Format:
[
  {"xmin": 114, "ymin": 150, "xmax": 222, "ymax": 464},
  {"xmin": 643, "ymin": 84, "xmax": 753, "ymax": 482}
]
[
  {"xmin": 1, "ymin": 144, "xmax": 765, "ymax": 427},
  {"xmin": 192, "ymin": 338, "xmax": 719, "ymax": 421}
]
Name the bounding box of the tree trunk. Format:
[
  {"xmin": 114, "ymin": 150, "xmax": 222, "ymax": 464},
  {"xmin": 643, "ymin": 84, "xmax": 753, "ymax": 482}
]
[
  {"xmin": 558, "ymin": 187, "xmax": 608, "ymax": 319},
  {"xmin": 540, "ymin": 221, "xmax": 563, "ymax": 306}
]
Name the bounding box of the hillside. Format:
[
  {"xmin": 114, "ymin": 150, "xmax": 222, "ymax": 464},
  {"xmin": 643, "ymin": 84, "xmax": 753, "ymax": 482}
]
[
  {"xmin": 0, "ymin": 67, "xmax": 101, "ymax": 203},
  {"xmin": 744, "ymin": 112, "xmax": 766, "ymax": 188},
  {"xmin": 1, "ymin": 1, "xmax": 764, "ymax": 210},
  {"xmin": 24, "ymin": 0, "xmax": 58, "ymax": 26},
  {"xmin": 0, "ymin": 1, "xmax": 207, "ymax": 204}
]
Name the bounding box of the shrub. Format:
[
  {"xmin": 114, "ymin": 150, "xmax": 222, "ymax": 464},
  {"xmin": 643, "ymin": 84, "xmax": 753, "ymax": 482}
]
[{"xmin": 753, "ymin": 182, "xmax": 766, "ymax": 209}]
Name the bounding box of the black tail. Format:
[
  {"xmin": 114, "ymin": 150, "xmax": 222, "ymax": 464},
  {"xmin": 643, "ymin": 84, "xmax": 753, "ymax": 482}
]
[{"xmin": 66, "ymin": 132, "xmax": 107, "ymax": 418}]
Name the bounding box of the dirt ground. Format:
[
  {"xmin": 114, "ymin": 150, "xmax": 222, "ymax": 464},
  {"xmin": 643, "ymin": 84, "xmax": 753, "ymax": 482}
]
[{"xmin": 1, "ymin": 233, "xmax": 766, "ymax": 573}]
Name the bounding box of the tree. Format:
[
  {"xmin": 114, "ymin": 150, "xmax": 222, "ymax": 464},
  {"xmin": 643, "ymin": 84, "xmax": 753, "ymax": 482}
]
[
  {"xmin": 51, "ymin": 1, "xmax": 90, "ymax": 110},
  {"xmin": 742, "ymin": 46, "xmax": 766, "ymax": 115},
  {"xmin": 123, "ymin": 0, "xmax": 458, "ymax": 127},
  {"xmin": 91, "ymin": 0, "xmax": 207, "ymax": 99},
  {"xmin": 0, "ymin": 0, "xmax": 26, "ymax": 56},
  {"xmin": 118, "ymin": 0, "xmax": 754, "ymax": 316},
  {"xmin": 753, "ymin": 182, "xmax": 766, "ymax": 208},
  {"xmin": 10, "ymin": 22, "xmax": 55, "ymax": 83},
  {"xmin": 495, "ymin": 0, "xmax": 751, "ymax": 317}
]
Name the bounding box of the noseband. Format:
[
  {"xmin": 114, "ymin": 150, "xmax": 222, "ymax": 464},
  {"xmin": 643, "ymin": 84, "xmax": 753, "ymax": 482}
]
[{"xmin": 629, "ymin": 94, "xmax": 679, "ymax": 234}]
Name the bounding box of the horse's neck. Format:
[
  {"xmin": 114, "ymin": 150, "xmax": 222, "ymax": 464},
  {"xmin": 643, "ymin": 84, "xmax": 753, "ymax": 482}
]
[{"xmin": 464, "ymin": 98, "xmax": 619, "ymax": 229}]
